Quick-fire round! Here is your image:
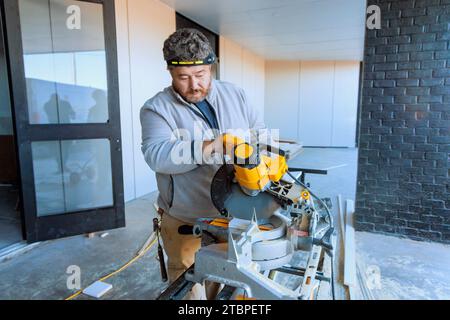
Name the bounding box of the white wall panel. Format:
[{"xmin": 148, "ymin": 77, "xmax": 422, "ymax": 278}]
[
  {"xmin": 264, "ymin": 61, "xmax": 300, "ymax": 141},
  {"xmin": 265, "ymin": 60, "xmax": 359, "ymax": 147},
  {"xmin": 242, "ymin": 49, "xmax": 265, "ymax": 115},
  {"xmin": 127, "ymin": 0, "xmax": 175, "ymax": 198},
  {"xmin": 254, "ymin": 57, "xmax": 266, "ymax": 116},
  {"xmin": 242, "ymin": 49, "xmax": 256, "ymax": 110},
  {"xmin": 220, "ymin": 37, "xmax": 265, "ymax": 118},
  {"xmin": 220, "ymin": 37, "xmax": 243, "ymax": 88},
  {"xmin": 298, "ymin": 61, "xmax": 335, "ymax": 147},
  {"xmin": 332, "ymin": 61, "xmax": 360, "ymax": 147}
]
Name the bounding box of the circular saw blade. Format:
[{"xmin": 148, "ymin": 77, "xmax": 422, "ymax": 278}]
[{"xmin": 211, "ymin": 165, "xmax": 281, "ymax": 223}]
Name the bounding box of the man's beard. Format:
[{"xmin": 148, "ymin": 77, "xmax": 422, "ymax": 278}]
[{"xmin": 174, "ymin": 83, "xmax": 211, "ymax": 104}]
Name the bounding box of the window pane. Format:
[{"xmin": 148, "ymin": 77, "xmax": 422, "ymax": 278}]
[
  {"xmin": 32, "ymin": 139, "xmax": 113, "ymax": 216},
  {"xmin": 31, "ymin": 141, "xmax": 65, "ymax": 215},
  {"xmin": 19, "ymin": 0, "xmax": 109, "ymax": 124}
]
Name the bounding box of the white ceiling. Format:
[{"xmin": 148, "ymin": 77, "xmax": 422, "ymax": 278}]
[{"xmin": 160, "ymin": 0, "xmax": 367, "ymax": 61}]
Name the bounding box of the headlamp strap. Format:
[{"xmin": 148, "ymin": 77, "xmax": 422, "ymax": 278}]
[{"xmin": 167, "ymin": 53, "xmax": 216, "ymax": 66}]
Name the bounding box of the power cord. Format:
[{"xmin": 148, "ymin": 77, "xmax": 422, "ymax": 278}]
[{"xmin": 287, "ymin": 171, "xmax": 336, "ymax": 300}]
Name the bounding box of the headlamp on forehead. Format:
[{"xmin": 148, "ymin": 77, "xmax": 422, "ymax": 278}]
[{"xmin": 167, "ymin": 53, "xmax": 216, "ymax": 66}]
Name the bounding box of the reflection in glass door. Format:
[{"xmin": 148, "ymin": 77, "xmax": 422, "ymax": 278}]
[
  {"xmin": 20, "ymin": 0, "xmax": 109, "ymax": 124},
  {"xmin": 2, "ymin": 0, "xmax": 124, "ymax": 242},
  {"xmin": 31, "ymin": 139, "xmax": 113, "ymax": 216}
]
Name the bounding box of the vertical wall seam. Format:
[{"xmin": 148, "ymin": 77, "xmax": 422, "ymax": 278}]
[
  {"xmin": 297, "ymin": 61, "xmax": 301, "ymax": 143},
  {"xmin": 242, "ymin": 48, "xmax": 244, "ymax": 90},
  {"xmin": 331, "ymin": 61, "xmax": 337, "ymax": 146},
  {"xmin": 125, "ymin": 0, "xmax": 136, "ymax": 200}
]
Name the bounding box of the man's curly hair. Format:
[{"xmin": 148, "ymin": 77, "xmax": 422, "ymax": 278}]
[{"xmin": 163, "ymin": 28, "xmax": 215, "ymax": 63}]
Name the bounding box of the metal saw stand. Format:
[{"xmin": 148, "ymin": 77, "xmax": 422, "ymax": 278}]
[
  {"xmin": 217, "ymin": 241, "xmax": 336, "ymax": 300},
  {"xmin": 157, "ymin": 238, "xmax": 335, "ymax": 300}
]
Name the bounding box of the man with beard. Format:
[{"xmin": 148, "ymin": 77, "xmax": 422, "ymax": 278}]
[{"xmin": 140, "ymin": 28, "xmax": 267, "ymax": 299}]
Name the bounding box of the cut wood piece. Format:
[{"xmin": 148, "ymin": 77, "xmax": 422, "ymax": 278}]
[
  {"xmin": 336, "ymin": 194, "xmax": 346, "ymax": 287},
  {"xmin": 298, "ymin": 245, "xmax": 322, "ymax": 300},
  {"xmin": 343, "ymin": 199, "xmax": 357, "ymax": 290},
  {"xmin": 348, "ymin": 285, "xmax": 356, "ymax": 300},
  {"xmin": 279, "ymin": 143, "xmax": 303, "ymax": 160},
  {"xmin": 337, "ymin": 195, "xmax": 345, "ymax": 243},
  {"xmin": 276, "ymin": 139, "xmax": 298, "ymax": 144}
]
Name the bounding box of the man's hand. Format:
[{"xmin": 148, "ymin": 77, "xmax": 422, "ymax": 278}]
[
  {"xmin": 202, "ymin": 134, "xmax": 242, "ymax": 160},
  {"xmin": 202, "ymin": 135, "xmax": 225, "ymax": 157}
]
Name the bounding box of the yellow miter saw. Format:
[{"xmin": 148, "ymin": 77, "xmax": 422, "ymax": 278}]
[{"xmin": 159, "ymin": 134, "xmax": 335, "ymax": 300}]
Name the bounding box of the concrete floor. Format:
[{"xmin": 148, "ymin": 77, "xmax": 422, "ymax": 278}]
[
  {"xmin": 0, "ymin": 147, "xmax": 448, "ymax": 300},
  {"xmin": 0, "ymin": 193, "xmax": 165, "ymax": 300},
  {"xmin": 0, "ymin": 186, "xmax": 22, "ymax": 250},
  {"xmin": 356, "ymin": 231, "xmax": 450, "ymax": 300}
]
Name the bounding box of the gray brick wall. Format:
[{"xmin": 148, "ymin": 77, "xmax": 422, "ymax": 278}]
[{"xmin": 356, "ymin": 0, "xmax": 450, "ymax": 243}]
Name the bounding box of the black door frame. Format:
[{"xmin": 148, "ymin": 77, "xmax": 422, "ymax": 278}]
[
  {"xmin": 0, "ymin": 0, "xmax": 24, "ymax": 240},
  {"xmin": 1, "ymin": 0, "xmax": 125, "ymax": 243}
]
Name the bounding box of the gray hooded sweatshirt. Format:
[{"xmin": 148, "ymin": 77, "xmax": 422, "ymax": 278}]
[{"xmin": 140, "ymin": 79, "xmax": 265, "ymax": 224}]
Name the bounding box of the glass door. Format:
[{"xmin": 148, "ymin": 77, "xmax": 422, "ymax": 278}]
[
  {"xmin": 0, "ymin": 1, "xmax": 23, "ymax": 249},
  {"xmin": 1, "ymin": 0, "xmax": 124, "ymax": 242}
]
